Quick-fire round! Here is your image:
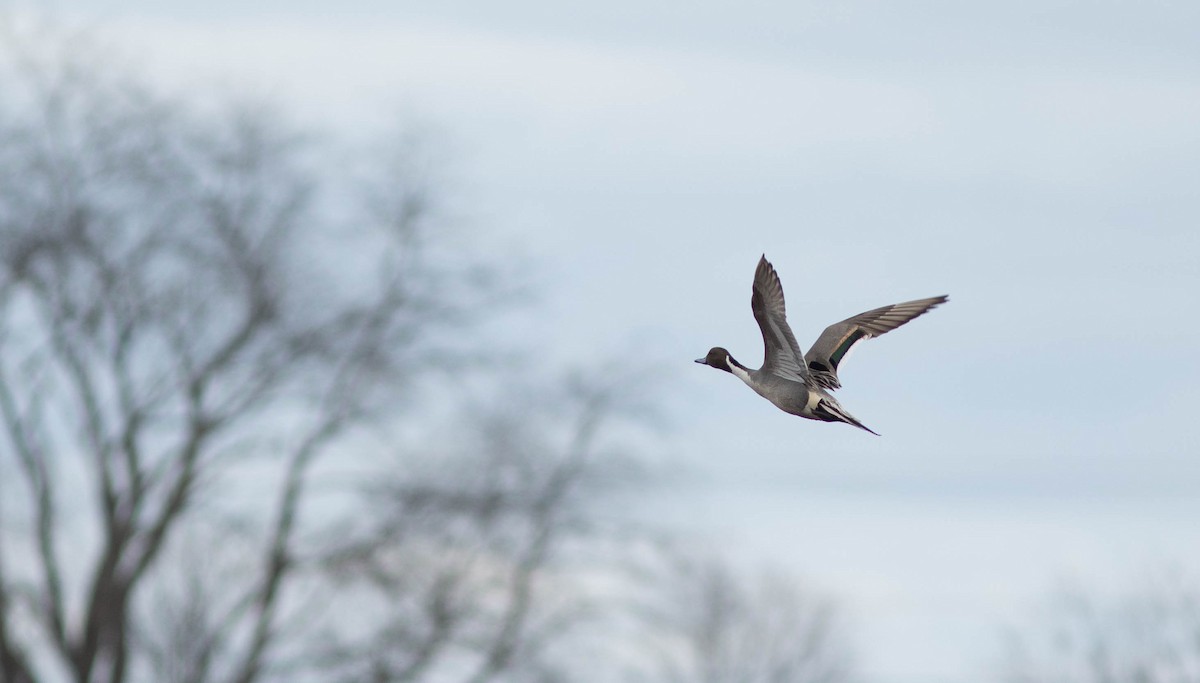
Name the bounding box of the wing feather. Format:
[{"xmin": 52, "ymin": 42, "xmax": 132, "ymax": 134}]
[
  {"xmin": 804, "ymin": 295, "xmax": 948, "ymax": 390},
  {"xmin": 751, "ymin": 256, "xmax": 808, "ymax": 382}
]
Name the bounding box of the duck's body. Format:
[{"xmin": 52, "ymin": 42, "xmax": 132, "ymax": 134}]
[
  {"xmin": 695, "ymin": 256, "xmax": 948, "ymax": 435},
  {"xmin": 699, "ymin": 347, "xmax": 875, "ymax": 433}
]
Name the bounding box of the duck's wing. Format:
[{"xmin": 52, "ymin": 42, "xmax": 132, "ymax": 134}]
[
  {"xmin": 803, "ymin": 295, "xmax": 948, "ymax": 390},
  {"xmin": 751, "ymin": 256, "xmax": 809, "ymax": 383}
]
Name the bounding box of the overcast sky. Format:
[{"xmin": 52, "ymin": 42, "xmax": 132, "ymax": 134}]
[{"xmin": 17, "ymin": 1, "xmax": 1200, "ymax": 680}]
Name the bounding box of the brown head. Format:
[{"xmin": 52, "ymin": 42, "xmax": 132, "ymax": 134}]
[{"xmin": 694, "ymin": 347, "xmax": 742, "ymax": 373}]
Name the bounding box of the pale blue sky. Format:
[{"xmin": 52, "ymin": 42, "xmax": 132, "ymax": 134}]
[{"xmin": 18, "ymin": 1, "xmax": 1200, "ymax": 680}]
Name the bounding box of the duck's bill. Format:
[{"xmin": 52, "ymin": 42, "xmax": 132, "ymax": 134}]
[{"xmin": 693, "ymin": 358, "xmax": 706, "ymax": 364}]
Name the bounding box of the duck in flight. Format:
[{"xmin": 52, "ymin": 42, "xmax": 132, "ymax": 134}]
[{"xmin": 695, "ymin": 255, "xmax": 947, "ymax": 435}]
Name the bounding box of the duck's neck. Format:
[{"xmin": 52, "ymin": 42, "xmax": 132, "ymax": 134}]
[{"xmin": 726, "ymin": 354, "xmax": 753, "ymax": 385}]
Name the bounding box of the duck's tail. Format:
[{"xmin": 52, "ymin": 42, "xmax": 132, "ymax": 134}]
[{"xmin": 815, "ymin": 399, "xmax": 880, "ymax": 436}]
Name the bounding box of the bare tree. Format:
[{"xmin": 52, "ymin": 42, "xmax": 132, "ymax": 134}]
[
  {"xmin": 0, "ymin": 23, "xmax": 498, "ymax": 683},
  {"xmin": 1002, "ymin": 573, "xmax": 1200, "ymax": 683},
  {"xmin": 630, "ymin": 552, "xmax": 854, "ymax": 683},
  {"xmin": 0, "ymin": 18, "xmax": 850, "ymax": 683},
  {"xmin": 312, "ymin": 371, "xmax": 652, "ymax": 683}
]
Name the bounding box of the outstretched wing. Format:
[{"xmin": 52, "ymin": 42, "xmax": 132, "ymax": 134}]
[
  {"xmin": 804, "ymin": 295, "xmax": 948, "ymax": 390},
  {"xmin": 751, "ymin": 256, "xmax": 808, "ymax": 382}
]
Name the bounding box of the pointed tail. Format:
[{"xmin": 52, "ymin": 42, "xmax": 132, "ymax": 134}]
[{"xmin": 815, "ymin": 399, "xmax": 880, "ymax": 436}]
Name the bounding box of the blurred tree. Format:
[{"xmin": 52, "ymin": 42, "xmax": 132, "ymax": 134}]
[
  {"xmin": 312, "ymin": 373, "xmax": 651, "ymax": 683},
  {"xmin": 1001, "ymin": 574, "xmax": 1200, "ymax": 683},
  {"xmin": 630, "ymin": 552, "xmax": 854, "ymax": 683},
  {"xmin": 0, "ymin": 18, "xmax": 857, "ymax": 683},
  {"xmin": 0, "ymin": 21, "xmax": 501, "ymax": 683}
]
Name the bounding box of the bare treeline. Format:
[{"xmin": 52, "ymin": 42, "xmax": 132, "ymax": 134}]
[
  {"xmin": 1002, "ymin": 573, "xmax": 1200, "ymax": 683},
  {"xmin": 0, "ymin": 21, "xmax": 852, "ymax": 683}
]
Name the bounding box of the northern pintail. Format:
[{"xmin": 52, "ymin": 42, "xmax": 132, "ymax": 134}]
[{"xmin": 695, "ymin": 255, "xmax": 947, "ymax": 435}]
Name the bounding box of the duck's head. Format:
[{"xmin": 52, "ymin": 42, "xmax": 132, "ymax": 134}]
[{"xmin": 694, "ymin": 347, "xmax": 737, "ymax": 373}]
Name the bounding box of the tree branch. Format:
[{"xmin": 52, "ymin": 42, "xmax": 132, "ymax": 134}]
[
  {"xmin": 460, "ymin": 396, "xmax": 607, "ymax": 683},
  {"xmin": 228, "ymin": 417, "xmax": 342, "ymax": 683},
  {"xmin": 0, "ymin": 512, "xmax": 37, "ymax": 683},
  {"xmin": 0, "ymin": 366, "xmax": 70, "ymax": 658}
]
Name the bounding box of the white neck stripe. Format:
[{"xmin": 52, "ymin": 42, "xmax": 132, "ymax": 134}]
[{"xmin": 727, "ymin": 355, "xmax": 753, "ymax": 385}]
